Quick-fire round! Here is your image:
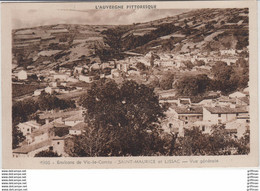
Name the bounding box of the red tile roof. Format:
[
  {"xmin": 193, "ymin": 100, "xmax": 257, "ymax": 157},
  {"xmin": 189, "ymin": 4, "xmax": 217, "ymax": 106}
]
[
  {"xmin": 13, "ymin": 140, "xmax": 51, "ymax": 154},
  {"xmin": 204, "ymin": 107, "xmax": 248, "ymax": 114},
  {"xmin": 238, "ymin": 97, "xmax": 249, "ymax": 105},
  {"xmin": 172, "ymin": 106, "xmax": 203, "ymax": 114},
  {"xmin": 64, "ymin": 114, "xmax": 84, "ymax": 122},
  {"xmin": 71, "ymin": 122, "xmax": 87, "ymax": 130},
  {"xmin": 39, "ymin": 110, "xmax": 81, "ymax": 120},
  {"xmin": 53, "ymin": 122, "xmax": 70, "ymax": 128}
]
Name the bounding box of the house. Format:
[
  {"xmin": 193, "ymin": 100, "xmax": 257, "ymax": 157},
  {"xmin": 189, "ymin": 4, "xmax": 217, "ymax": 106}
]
[
  {"xmin": 203, "ymin": 107, "xmax": 248, "ymax": 124},
  {"xmin": 17, "ymin": 121, "xmax": 41, "ymax": 136},
  {"xmin": 26, "ymin": 126, "xmax": 50, "ymax": 145},
  {"xmin": 34, "ymin": 89, "xmax": 43, "ymax": 96},
  {"xmin": 163, "ymin": 106, "xmax": 203, "ymax": 136},
  {"xmin": 50, "ymin": 82, "xmax": 57, "ymax": 87},
  {"xmin": 236, "ymin": 97, "xmax": 249, "ymax": 111},
  {"xmin": 64, "ymin": 113, "xmax": 84, "ymax": 126},
  {"xmin": 229, "ymin": 91, "xmax": 247, "ymax": 98},
  {"xmin": 217, "ymin": 96, "xmax": 236, "ymax": 107},
  {"xmin": 197, "ymin": 99, "xmax": 215, "ymax": 106},
  {"xmin": 111, "ymin": 69, "xmax": 121, "ymax": 77},
  {"xmin": 90, "ymin": 63, "xmax": 100, "ymax": 71},
  {"xmin": 74, "ymin": 66, "xmax": 83, "ymax": 74},
  {"xmin": 193, "ymin": 120, "xmax": 218, "ymax": 134},
  {"xmin": 79, "ymin": 75, "xmax": 93, "ymax": 83},
  {"xmin": 51, "ymin": 136, "xmax": 66, "ymax": 156},
  {"xmin": 122, "ymin": 63, "xmax": 128, "ymax": 73},
  {"xmin": 161, "ymin": 116, "xmax": 185, "ymax": 136},
  {"xmin": 156, "ymin": 60, "xmax": 174, "ymax": 67},
  {"xmin": 243, "ymin": 87, "xmax": 249, "ymax": 94},
  {"xmin": 38, "ymin": 110, "xmax": 80, "ymax": 124},
  {"xmin": 45, "ymin": 86, "xmax": 54, "ymax": 94},
  {"xmin": 101, "ymin": 62, "xmax": 110, "ymax": 70},
  {"xmin": 127, "ymin": 70, "xmax": 140, "ymax": 76},
  {"xmin": 52, "ymin": 117, "xmax": 63, "ymax": 124},
  {"xmin": 69, "ymin": 122, "xmax": 87, "ymax": 135},
  {"xmin": 207, "ymin": 91, "xmax": 221, "ymax": 98},
  {"xmin": 18, "ymin": 70, "xmax": 27, "ymax": 80},
  {"xmin": 225, "ymin": 114, "xmax": 250, "ymax": 138},
  {"xmin": 12, "ymin": 140, "xmax": 52, "ymax": 157},
  {"xmin": 157, "ymin": 89, "xmax": 177, "ymax": 100},
  {"xmin": 220, "ymin": 49, "xmax": 236, "ymax": 55},
  {"xmin": 60, "ymin": 82, "xmax": 67, "ymax": 87},
  {"xmin": 67, "ymin": 77, "xmax": 79, "ymax": 83},
  {"xmin": 116, "ymin": 63, "xmax": 122, "ymax": 70},
  {"xmin": 54, "ymin": 74, "xmax": 69, "ymax": 81},
  {"xmin": 171, "ymin": 106, "xmax": 203, "ymax": 124}
]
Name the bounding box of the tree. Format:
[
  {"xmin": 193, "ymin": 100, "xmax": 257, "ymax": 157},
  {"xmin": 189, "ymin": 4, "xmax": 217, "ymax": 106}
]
[
  {"xmin": 175, "ymin": 74, "xmax": 211, "ymax": 96},
  {"xmin": 160, "ymin": 73, "xmax": 175, "ymax": 90},
  {"xmin": 211, "ymin": 61, "xmax": 237, "ymax": 94},
  {"xmin": 183, "ymin": 60, "xmax": 193, "ymax": 70},
  {"xmin": 150, "ymin": 54, "xmax": 155, "ymax": 67},
  {"xmin": 195, "ymin": 60, "xmax": 205, "ymax": 66},
  {"xmin": 211, "ymin": 60, "xmax": 248, "ymax": 93},
  {"xmin": 74, "ymin": 80, "xmax": 166, "ymax": 156},
  {"xmin": 173, "ymin": 126, "xmax": 249, "ymax": 156},
  {"xmin": 147, "ymin": 75, "xmax": 160, "ymax": 89},
  {"xmin": 34, "ymin": 150, "xmax": 61, "ymax": 157},
  {"xmin": 38, "ymin": 93, "xmax": 75, "ymax": 111},
  {"xmin": 136, "ymin": 62, "xmax": 147, "ymax": 71},
  {"xmin": 12, "ymin": 99, "xmax": 39, "ymax": 124},
  {"xmin": 65, "ymin": 125, "xmax": 118, "ymax": 157},
  {"xmin": 12, "ymin": 125, "xmax": 25, "ymax": 149},
  {"xmin": 53, "ymin": 127, "xmax": 69, "ymax": 137},
  {"xmin": 236, "ymin": 58, "xmax": 248, "ymax": 68}
]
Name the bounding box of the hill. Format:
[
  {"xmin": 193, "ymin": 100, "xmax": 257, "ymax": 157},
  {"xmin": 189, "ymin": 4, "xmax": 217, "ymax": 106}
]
[{"xmin": 12, "ymin": 8, "xmax": 249, "ymax": 73}]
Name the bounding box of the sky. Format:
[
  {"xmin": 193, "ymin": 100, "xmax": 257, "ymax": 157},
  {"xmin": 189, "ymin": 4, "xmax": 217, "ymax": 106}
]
[{"xmin": 12, "ymin": 8, "xmax": 190, "ymax": 29}]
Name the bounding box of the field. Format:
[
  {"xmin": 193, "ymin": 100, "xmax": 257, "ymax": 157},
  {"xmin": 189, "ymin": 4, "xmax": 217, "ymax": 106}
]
[
  {"xmin": 57, "ymin": 90, "xmax": 87, "ymax": 101},
  {"xmin": 12, "ymin": 83, "xmax": 41, "ymax": 98}
]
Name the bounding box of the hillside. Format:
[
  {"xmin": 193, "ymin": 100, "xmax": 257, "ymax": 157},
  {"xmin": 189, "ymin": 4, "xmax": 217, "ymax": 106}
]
[{"xmin": 12, "ymin": 8, "xmax": 249, "ymax": 73}]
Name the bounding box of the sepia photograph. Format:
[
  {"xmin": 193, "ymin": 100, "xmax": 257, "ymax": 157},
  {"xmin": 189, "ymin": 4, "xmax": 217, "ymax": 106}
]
[{"xmin": 2, "ymin": 2, "xmax": 258, "ymax": 168}]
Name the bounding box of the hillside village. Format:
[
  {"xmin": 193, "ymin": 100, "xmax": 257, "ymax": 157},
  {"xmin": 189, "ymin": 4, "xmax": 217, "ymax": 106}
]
[{"xmin": 12, "ymin": 8, "xmax": 250, "ymax": 157}]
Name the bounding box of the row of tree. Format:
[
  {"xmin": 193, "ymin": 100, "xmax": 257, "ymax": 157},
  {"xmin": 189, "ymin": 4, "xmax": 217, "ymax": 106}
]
[
  {"xmin": 170, "ymin": 59, "xmax": 248, "ymax": 96},
  {"xmin": 13, "ymin": 93, "xmax": 76, "ymax": 125}
]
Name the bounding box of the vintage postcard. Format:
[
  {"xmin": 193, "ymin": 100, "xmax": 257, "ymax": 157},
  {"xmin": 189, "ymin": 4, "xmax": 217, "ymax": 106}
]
[{"xmin": 2, "ymin": 1, "xmax": 258, "ymax": 169}]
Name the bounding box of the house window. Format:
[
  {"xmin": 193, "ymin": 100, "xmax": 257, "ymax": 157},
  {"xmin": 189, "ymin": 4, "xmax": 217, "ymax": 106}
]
[
  {"xmin": 57, "ymin": 142, "xmax": 60, "ymax": 145},
  {"xmin": 75, "ymin": 131, "xmax": 77, "ymax": 133},
  {"xmin": 197, "ymin": 116, "xmax": 200, "ymax": 119},
  {"xmin": 218, "ymin": 119, "xmax": 222, "ymax": 124},
  {"xmin": 185, "ymin": 122, "xmax": 188, "ymax": 124},
  {"xmin": 202, "ymin": 126, "xmax": 205, "ymax": 131},
  {"xmin": 246, "ymin": 120, "xmax": 250, "ymax": 123},
  {"xmin": 49, "ymin": 146, "xmax": 53, "ymax": 151},
  {"xmin": 218, "ymin": 114, "xmax": 221, "ymax": 117},
  {"xmin": 185, "ymin": 117, "xmax": 188, "ymax": 120},
  {"xmin": 27, "ymin": 129, "xmax": 30, "ymax": 131},
  {"xmin": 236, "ymin": 113, "xmax": 239, "ymax": 116},
  {"xmin": 169, "ymin": 123, "xmax": 173, "ymax": 129}
]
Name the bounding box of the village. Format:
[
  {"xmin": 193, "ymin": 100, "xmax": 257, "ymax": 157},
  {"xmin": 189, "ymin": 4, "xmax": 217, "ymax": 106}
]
[{"xmin": 12, "ymin": 47, "xmax": 250, "ymax": 157}]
